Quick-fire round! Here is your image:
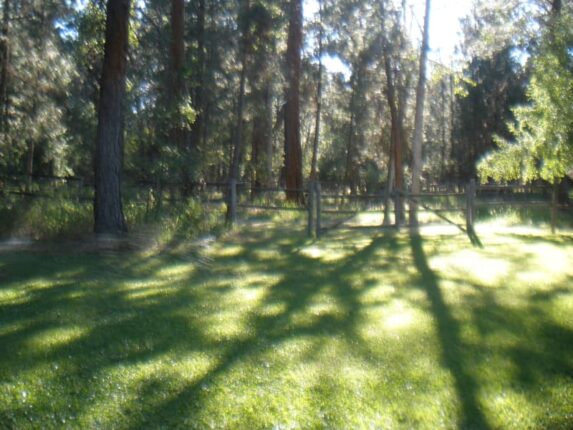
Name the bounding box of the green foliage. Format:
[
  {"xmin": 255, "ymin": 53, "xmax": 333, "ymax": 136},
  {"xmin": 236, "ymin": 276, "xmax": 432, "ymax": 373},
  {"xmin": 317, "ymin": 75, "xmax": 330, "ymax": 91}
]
[
  {"xmin": 153, "ymin": 197, "xmax": 224, "ymax": 241},
  {"xmin": 478, "ymin": 14, "xmax": 573, "ymax": 184},
  {"xmin": 454, "ymin": 47, "xmax": 527, "ymax": 180},
  {"xmin": 0, "ymin": 189, "xmax": 224, "ymax": 242},
  {"xmin": 0, "ymin": 194, "xmax": 91, "ymax": 239},
  {"xmin": 1, "ymin": 27, "xmax": 76, "ymax": 176}
]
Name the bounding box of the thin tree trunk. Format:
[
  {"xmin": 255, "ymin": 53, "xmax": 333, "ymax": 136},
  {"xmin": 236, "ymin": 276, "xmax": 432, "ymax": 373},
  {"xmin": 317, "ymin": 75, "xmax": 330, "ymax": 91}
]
[
  {"xmin": 251, "ymin": 81, "xmax": 273, "ymax": 193},
  {"xmin": 383, "ymin": 51, "xmax": 405, "ymax": 225},
  {"xmin": 383, "ymin": 149, "xmax": 395, "ymax": 226},
  {"xmin": 284, "ymin": 0, "xmax": 304, "ymax": 203},
  {"xmin": 345, "ymin": 74, "xmax": 357, "ymax": 194},
  {"xmin": 440, "ymin": 79, "xmax": 447, "ymax": 180},
  {"xmin": 189, "ymin": 0, "xmax": 205, "ymax": 162},
  {"xmin": 0, "ymin": 0, "xmax": 10, "ymax": 135},
  {"xmin": 264, "ymin": 82, "xmax": 273, "ymax": 187},
  {"xmin": 169, "ymin": 0, "xmax": 185, "ymax": 99},
  {"xmin": 169, "ymin": 0, "xmax": 188, "ymax": 194},
  {"xmin": 409, "ymin": 0, "xmax": 431, "ymax": 226},
  {"xmin": 310, "ymin": 0, "xmax": 323, "ymax": 181},
  {"xmin": 25, "ymin": 141, "xmax": 34, "ymax": 192},
  {"xmin": 227, "ymin": 0, "xmax": 249, "ymax": 220},
  {"xmin": 226, "ymin": 55, "xmax": 246, "ymax": 222},
  {"xmin": 230, "ymin": 60, "xmax": 246, "ymax": 182},
  {"xmin": 449, "ymin": 70, "xmax": 456, "ymax": 180},
  {"xmin": 94, "ymin": 0, "xmax": 131, "ymax": 235},
  {"xmin": 380, "ymin": 0, "xmax": 406, "ymax": 224}
]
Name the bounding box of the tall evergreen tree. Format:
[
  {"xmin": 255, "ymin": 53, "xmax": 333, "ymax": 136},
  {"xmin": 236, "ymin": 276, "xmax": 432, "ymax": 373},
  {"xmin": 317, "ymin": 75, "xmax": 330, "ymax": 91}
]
[
  {"xmin": 409, "ymin": 0, "xmax": 430, "ymax": 226},
  {"xmin": 94, "ymin": 0, "xmax": 131, "ymax": 234},
  {"xmin": 284, "ymin": 0, "xmax": 303, "ymax": 202}
]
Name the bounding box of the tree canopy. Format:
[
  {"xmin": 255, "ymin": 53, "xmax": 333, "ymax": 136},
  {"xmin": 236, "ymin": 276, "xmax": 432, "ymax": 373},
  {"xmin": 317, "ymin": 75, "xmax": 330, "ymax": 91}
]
[{"xmin": 0, "ymin": 0, "xmax": 572, "ymax": 231}]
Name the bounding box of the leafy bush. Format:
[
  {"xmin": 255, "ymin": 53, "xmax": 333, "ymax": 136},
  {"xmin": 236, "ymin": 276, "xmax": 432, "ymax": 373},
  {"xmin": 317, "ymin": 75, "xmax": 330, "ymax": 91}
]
[
  {"xmin": 0, "ymin": 190, "xmax": 225, "ymax": 242},
  {"xmin": 0, "ymin": 194, "xmax": 91, "ymax": 240}
]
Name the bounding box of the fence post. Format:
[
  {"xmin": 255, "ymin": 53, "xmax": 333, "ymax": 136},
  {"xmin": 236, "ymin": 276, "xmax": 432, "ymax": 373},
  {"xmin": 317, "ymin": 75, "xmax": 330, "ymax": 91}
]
[
  {"xmin": 466, "ymin": 179, "xmax": 476, "ymax": 231},
  {"xmin": 307, "ymin": 181, "xmax": 315, "ymax": 237},
  {"xmin": 315, "ymin": 181, "xmax": 322, "ymax": 238},
  {"xmin": 551, "ymin": 182, "xmax": 558, "ymax": 234},
  {"xmin": 229, "ymin": 178, "xmax": 237, "ymax": 226}
]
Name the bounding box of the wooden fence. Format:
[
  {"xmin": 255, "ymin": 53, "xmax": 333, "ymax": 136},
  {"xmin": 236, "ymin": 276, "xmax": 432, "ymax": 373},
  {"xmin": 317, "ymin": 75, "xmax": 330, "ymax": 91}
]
[
  {"xmin": 1, "ymin": 175, "xmax": 564, "ymax": 237},
  {"xmin": 228, "ymin": 180, "xmax": 563, "ymax": 237}
]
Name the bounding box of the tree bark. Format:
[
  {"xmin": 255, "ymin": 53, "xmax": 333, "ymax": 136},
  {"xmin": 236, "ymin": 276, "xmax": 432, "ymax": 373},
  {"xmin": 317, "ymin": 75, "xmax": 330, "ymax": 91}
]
[
  {"xmin": 409, "ymin": 0, "xmax": 431, "ymax": 226},
  {"xmin": 25, "ymin": 141, "xmax": 34, "ymax": 192},
  {"xmin": 383, "ymin": 51, "xmax": 405, "ymax": 225},
  {"xmin": 189, "ymin": 0, "xmax": 205, "ymax": 166},
  {"xmin": 251, "ymin": 81, "xmax": 272, "ymax": 193},
  {"xmin": 168, "ymin": 0, "xmax": 189, "ymax": 193},
  {"xmin": 227, "ymin": 0, "xmax": 249, "ymax": 221},
  {"xmin": 284, "ymin": 0, "xmax": 304, "ymax": 203},
  {"xmin": 345, "ymin": 76, "xmax": 357, "ymax": 194},
  {"xmin": 230, "ymin": 57, "xmax": 246, "ymax": 183},
  {"xmin": 0, "ymin": 0, "xmax": 10, "ymax": 135},
  {"xmin": 310, "ymin": 0, "xmax": 323, "ymax": 181},
  {"xmin": 169, "ymin": 0, "xmax": 185, "ymax": 106},
  {"xmin": 380, "ymin": 0, "xmax": 405, "ymax": 225},
  {"xmin": 94, "ymin": 0, "xmax": 130, "ymax": 235}
]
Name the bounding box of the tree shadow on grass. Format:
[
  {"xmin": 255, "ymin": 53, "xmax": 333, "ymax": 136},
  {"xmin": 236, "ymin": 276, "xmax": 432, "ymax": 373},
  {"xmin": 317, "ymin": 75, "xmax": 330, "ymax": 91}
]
[
  {"xmin": 0, "ymin": 227, "xmax": 401, "ymax": 427},
  {"xmin": 1, "ymin": 225, "xmax": 573, "ymax": 428},
  {"xmin": 122, "ymin": 230, "xmax": 406, "ymax": 428},
  {"xmin": 409, "ymin": 234, "xmax": 491, "ymax": 430}
]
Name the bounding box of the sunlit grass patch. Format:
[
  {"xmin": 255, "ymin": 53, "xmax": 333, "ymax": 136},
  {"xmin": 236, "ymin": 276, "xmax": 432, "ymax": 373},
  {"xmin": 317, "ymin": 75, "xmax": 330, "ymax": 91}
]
[{"xmin": 0, "ymin": 222, "xmax": 572, "ymax": 428}]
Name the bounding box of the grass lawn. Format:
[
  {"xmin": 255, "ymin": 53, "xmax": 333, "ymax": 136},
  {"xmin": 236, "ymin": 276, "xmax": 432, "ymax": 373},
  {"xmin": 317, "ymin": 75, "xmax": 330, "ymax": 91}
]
[{"xmin": 0, "ymin": 221, "xmax": 572, "ymax": 429}]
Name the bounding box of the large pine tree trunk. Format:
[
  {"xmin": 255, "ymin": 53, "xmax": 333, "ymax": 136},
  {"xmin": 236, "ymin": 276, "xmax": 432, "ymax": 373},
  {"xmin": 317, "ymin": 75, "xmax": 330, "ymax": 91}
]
[
  {"xmin": 409, "ymin": 0, "xmax": 431, "ymax": 226},
  {"xmin": 93, "ymin": 0, "xmax": 130, "ymax": 235},
  {"xmin": 284, "ymin": 0, "xmax": 303, "ymax": 203}
]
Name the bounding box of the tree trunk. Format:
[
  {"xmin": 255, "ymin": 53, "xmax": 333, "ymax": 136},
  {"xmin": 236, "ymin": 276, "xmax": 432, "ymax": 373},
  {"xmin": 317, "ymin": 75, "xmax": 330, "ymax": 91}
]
[
  {"xmin": 189, "ymin": 0, "xmax": 205, "ymax": 167},
  {"xmin": 264, "ymin": 82, "xmax": 273, "ymax": 187},
  {"xmin": 310, "ymin": 0, "xmax": 323, "ymax": 181},
  {"xmin": 345, "ymin": 73, "xmax": 358, "ymax": 194},
  {"xmin": 383, "ymin": 150, "xmax": 395, "ymax": 226},
  {"xmin": 383, "ymin": 51, "xmax": 405, "ymax": 225},
  {"xmin": 25, "ymin": 141, "xmax": 34, "ymax": 192},
  {"xmin": 251, "ymin": 81, "xmax": 272, "ymax": 194},
  {"xmin": 229, "ymin": 61, "xmax": 246, "ymax": 182},
  {"xmin": 284, "ymin": 0, "xmax": 303, "ymax": 203},
  {"xmin": 169, "ymin": 0, "xmax": 188, "ymax": 193},
  {"xmin": 93, "ymin": 0, "xmax": 131, "ymax": 235},
  {"xmin": 409, "ymin": 0, "xmax": 431, "ymax": 226},
  {"xmin": 380, "ymin": 0, "xmax": 405, "ymax": 225},
  {"xmin": 227, "ymin": 0, "xmax": 249, "ymax": 221},
  {"xmin": 0, "ymin": 0, "xmax": 10, "ymax": 135}
]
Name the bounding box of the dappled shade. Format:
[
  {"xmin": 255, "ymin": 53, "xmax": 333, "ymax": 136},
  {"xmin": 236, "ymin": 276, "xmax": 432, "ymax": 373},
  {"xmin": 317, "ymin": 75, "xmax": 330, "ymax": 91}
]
[{"xmin": 1, "ymin": 223, "xmax": 572, "ymax": 428}]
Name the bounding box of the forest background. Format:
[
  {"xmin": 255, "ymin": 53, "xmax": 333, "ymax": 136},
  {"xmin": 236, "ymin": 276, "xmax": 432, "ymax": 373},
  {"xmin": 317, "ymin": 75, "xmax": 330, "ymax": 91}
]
[{"xmin": 0, "ymin": 0, "xmax": 571, "ymax": 234}]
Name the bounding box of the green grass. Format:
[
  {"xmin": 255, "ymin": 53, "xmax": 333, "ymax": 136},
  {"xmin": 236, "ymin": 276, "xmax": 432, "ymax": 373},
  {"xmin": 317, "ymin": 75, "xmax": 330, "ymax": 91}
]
[{"xmin": 1, "ymin": 221, "xmax": 573, "ymax": 429}]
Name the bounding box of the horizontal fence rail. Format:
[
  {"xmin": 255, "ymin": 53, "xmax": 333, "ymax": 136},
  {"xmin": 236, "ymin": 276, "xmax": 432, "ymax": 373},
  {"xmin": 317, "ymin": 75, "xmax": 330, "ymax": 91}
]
[{"xmin": 1, "ymin": 176, "xmax": 567, "ymax": 236}]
